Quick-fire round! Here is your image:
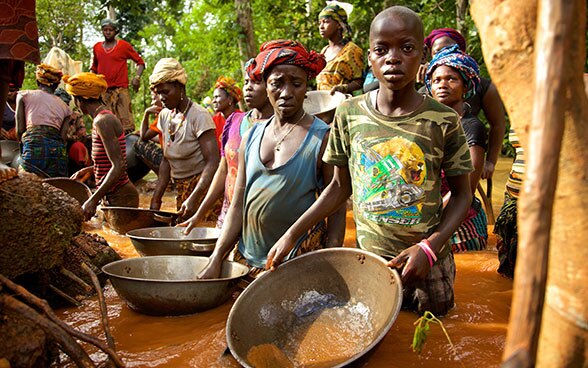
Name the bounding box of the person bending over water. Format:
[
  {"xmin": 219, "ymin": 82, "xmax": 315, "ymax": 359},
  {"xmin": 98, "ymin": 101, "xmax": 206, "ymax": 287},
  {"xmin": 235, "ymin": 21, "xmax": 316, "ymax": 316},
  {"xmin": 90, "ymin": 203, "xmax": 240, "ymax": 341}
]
[
  {"xmin": 149, "ymin": 58, "xmax": 220, "ymax": 219},
  {"xmin": 16, "ymin": 64, "xmax": 72, "ymax": 178},
  {"xmin": 64, "ymin": 73, "xmax": 139, "ymax": 220}
]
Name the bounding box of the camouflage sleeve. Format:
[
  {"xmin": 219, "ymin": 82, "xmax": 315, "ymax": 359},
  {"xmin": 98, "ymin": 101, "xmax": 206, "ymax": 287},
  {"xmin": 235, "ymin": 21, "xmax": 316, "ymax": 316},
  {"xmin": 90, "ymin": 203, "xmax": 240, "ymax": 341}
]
[
  {"xmin": 323, "ymin": 105, "xmax": 350, "ymax": 166},
  {"xmin": 442, "ymin": 121, "xmax": 474, "ymax": 176}
]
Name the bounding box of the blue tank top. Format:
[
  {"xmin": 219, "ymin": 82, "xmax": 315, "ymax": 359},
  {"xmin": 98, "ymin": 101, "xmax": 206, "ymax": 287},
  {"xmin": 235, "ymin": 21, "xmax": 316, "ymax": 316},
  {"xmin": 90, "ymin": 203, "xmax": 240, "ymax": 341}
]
[{"xmin": 238, "ymin": 117, "xmax": 329, "ymax": 268}]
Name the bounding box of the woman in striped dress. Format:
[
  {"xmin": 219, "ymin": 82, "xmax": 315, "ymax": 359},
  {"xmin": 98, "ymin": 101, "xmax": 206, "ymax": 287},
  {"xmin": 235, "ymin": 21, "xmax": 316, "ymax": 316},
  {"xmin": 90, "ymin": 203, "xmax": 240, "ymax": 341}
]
[{"xmin": 64, "ymin": 72, "xmax": 139, "ymax": 220}]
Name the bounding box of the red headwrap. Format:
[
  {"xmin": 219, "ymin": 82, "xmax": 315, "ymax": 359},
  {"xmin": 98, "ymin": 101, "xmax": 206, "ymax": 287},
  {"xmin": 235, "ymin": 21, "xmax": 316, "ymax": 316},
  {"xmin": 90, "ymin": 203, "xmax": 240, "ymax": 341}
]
[
  {"xmin": 424, "ymin": 28, "xmax": 467, "ymax": 53},
  {"xmin": 246, "ymin": 40, "xmax": 326, "ymax": 82},
  {"xmin": 215, "ymin": 76, "xmax": 242, "ymax": 103}
]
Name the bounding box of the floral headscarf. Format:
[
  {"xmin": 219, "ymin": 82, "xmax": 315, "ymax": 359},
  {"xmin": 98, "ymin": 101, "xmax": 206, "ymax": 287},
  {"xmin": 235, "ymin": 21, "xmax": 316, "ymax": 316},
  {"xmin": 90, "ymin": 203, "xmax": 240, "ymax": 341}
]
[
  {"xmin": 215, "ymin": 76, "xmax": 242, "ymax": 103},
  {"xmin": 425, "ymin": 44, "xmax": 480, "ymax": 100}
]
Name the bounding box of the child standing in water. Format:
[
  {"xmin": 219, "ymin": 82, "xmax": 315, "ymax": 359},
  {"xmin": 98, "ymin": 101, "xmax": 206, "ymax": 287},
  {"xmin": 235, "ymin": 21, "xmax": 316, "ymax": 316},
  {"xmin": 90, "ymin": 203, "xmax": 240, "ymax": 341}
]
[{"xmin": 268, "ymin": 6, "xmax": 473, "ymax": 316}]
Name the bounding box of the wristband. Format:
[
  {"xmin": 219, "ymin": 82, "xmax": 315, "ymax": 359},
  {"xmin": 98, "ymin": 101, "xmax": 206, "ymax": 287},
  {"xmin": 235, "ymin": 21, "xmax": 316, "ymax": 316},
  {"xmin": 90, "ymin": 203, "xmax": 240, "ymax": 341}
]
[
  {"xmin": 418, "ymin": 239, "xmax": 437, "ymax": 262},
  {"xmin": 417, "ymin": 243, "xmax": 434, "ymax": 268}
]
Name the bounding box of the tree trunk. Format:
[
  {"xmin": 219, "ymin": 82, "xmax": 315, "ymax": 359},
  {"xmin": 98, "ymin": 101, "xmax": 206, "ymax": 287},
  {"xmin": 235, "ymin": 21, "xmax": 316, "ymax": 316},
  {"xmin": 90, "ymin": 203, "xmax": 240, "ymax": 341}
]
[
  {"xmin": 534, "ymin": 0, "xmax": 588, "ymax": 366},
  {"xmin": 455, "ymin": 0, "xmax": 469, "ymax": 36},
  {"xmin": 471, "ymin": 0, "xmax": 588, "ymax": 366},
  {"xmin": 234, "ymin": 0, "xmax": 257, "ymax": 60}
]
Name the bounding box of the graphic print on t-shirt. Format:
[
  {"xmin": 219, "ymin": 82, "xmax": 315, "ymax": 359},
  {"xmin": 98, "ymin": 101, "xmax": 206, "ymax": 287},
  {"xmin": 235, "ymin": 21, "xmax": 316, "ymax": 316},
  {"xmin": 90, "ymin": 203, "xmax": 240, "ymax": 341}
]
[{"xmin": 354, "ymin": 134, "xmax": 426, "ymax": 226}]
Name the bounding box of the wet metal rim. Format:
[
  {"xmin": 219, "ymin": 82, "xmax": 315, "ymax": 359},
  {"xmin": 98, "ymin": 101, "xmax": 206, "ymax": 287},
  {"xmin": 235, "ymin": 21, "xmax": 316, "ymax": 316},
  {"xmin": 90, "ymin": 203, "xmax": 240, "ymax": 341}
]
[
  {"xmin": 102, "ymin": 255, "xmax": 249, "ymax": 283},
  {"xmin": 125, "ymin": 226, "xmax": 220, "ymax": 242},
  {"xmin": 226, "ymin": 247, "xmax": 403, "ymax": 368}
]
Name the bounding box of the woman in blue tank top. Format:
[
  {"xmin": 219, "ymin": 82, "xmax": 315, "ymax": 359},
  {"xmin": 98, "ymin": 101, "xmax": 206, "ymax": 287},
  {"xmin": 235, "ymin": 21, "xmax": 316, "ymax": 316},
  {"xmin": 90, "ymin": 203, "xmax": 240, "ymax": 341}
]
[{"xmin": 198, "ymin": 40, "xmax": 346, "ymax": 279}]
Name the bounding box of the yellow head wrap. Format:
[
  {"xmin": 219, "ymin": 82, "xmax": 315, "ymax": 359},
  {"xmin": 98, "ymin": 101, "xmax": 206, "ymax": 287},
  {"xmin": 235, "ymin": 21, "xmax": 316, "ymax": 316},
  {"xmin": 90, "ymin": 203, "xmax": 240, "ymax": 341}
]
[
  {"xmin": 62, "ymin": 72, "xmax": 108, "ymax": 99},
  {"xmin": 36, "ymin": 63, "xmax": 63, "ymax": 86},
  {"xmin": 149, "ymin": 58, "xmax": 187, "ymax": 89}
]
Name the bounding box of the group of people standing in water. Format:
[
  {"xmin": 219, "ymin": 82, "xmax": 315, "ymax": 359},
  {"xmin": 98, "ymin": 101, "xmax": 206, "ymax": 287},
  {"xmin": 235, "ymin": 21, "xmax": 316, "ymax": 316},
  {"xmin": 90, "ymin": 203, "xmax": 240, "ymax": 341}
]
[{"xmin": 1, "ymin": 2, "xmax": 524, "ymax": 316}]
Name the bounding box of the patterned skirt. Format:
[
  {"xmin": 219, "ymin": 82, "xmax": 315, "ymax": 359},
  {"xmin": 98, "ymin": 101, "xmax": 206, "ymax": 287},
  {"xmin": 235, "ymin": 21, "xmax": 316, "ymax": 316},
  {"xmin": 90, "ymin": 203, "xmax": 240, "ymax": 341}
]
[
  {"xmin": 20, "ymin": 125, "xmax": 67, "ymax": 178},
  {"xmin": 494, "ymin": 192, "xmax": 518, "ymax": 278},
  {"xmin": 174, "ymin": 174, "xmax": 221, "ymax": 222},
  {"xmin": 450, "ymin": 197, "xmax": 488, "ymax": 252}
]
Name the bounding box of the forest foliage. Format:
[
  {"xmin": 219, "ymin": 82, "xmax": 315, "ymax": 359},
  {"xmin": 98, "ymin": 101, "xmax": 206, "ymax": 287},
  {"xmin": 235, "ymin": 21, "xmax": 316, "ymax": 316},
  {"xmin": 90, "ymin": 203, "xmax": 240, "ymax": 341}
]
[{"xmin": 31, "ymin": 0, "xmax": 484, "ymax": 124}]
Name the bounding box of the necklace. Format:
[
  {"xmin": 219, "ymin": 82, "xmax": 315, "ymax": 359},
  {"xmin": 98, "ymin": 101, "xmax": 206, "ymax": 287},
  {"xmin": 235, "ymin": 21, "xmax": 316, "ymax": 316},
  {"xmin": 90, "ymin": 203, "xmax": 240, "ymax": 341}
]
[
  {"xmin": 102, "ymin": 40, "xmax": 118, "ymax": 54},
  {"xmin": 272, "ymin": 112, "xmax": 306, "ymax": 151},
  {"xmin": 168, "ymin": 100, "xmax": 192, "ymax": 145}
]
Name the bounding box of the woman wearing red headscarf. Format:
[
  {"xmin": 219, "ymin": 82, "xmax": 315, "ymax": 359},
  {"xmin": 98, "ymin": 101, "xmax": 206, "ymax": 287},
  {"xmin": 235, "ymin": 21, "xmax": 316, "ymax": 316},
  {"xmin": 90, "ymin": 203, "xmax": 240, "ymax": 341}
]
[{"xmin": 198, "ymin": 40, "xmax": 346, "ymax": 279}]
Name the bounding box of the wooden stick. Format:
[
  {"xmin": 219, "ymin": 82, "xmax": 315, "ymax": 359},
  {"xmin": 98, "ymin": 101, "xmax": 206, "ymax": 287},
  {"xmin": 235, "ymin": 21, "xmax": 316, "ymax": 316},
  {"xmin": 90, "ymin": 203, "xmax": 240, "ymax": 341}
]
[
  {"xmin": 476, "ymin": 182, "xmax": 495, "ymax": 225},
  {"xmin": 81, "ymin": 263, "xmax": 115, "ymax": 350},
  {"xmin": 0, "ymin": 275, "xmax": 125, "ymax": 368},
  {"xmin": 60, "ymin": 267, "xmax": 93, "ymax": 293},
  {"xmin": 1, "ymin": 295, "xmax": 96, "ymax": 368},
  {"xmin": 49, "ymin": 284, "xmax": 82, "ymax": 307},
  {"xmin": 502, "ymin": 0, "xmax": 571, "ymax": 365}
]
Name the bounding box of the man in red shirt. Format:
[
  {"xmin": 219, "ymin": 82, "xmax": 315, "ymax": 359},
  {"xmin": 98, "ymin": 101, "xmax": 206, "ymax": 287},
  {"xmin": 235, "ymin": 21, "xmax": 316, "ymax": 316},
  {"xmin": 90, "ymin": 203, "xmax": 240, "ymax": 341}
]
[{"xmin": 91, "ymin": 19, "xmax": 145, "ymax": 133}]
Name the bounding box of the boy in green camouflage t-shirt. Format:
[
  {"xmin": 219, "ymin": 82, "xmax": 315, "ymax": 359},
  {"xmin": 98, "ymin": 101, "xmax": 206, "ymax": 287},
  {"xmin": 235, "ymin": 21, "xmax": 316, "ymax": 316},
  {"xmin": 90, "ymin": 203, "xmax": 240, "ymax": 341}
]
[{"xmin": 267, "ymin": 6, "xmax": 473, "ymax": 316}]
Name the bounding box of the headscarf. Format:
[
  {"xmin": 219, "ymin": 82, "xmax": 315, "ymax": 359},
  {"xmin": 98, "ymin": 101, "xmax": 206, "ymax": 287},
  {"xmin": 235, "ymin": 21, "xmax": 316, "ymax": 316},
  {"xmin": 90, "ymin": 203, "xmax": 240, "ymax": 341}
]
[
  {"xmin": 319, "ymin": 4, "xmax": 352, "ymax": 40},
  {"xmin": 246, "ymin": 40, "xmax": 326, "ymax": 82},
  {"xmin": 424, "ymin": 28, "xmax": 467, "ymax": 53},
  {"xmin": 101, "ymin": 18, "xmax": 119, "ymax": 31},
  {"xmin": 149, "ymin": 58, "xmax": 187, "ymax": 89},
  {"xmin": 425, "ymin": 44, "xmax": 480, "ymax": 100},
  {"xmin": 215, "ymin": 76, "xmax": 242, "ymax": 103},
  {"xmin": 62, "ymin": 72, "xmax": 108, "ymax": 99},
  {"xmin": 35, "ymin": 63, "xmax": 63, "ymax": 86}
]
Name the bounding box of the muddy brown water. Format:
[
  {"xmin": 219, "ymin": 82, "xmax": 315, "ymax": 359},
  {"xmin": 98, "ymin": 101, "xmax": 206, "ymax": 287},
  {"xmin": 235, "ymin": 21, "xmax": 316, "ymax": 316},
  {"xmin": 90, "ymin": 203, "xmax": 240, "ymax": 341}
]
[{"xmin": 57, "ymin": 157, "xmax": 514, "ymax": 367}]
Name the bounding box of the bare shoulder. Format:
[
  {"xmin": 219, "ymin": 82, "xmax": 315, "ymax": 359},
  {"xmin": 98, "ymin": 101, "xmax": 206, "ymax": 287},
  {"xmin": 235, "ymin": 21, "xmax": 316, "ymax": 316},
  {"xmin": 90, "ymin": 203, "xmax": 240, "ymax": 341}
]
[{"xmin": 94, "ymin": 113, "xmax": 123, "ymax": 136}]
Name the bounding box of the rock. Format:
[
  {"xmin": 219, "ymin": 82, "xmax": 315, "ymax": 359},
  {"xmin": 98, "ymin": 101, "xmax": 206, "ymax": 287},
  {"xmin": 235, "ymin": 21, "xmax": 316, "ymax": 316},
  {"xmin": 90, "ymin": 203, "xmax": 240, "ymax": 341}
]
[{"xmin": 0, "ymin": 176, "xmax": 83, "ymax": 279}]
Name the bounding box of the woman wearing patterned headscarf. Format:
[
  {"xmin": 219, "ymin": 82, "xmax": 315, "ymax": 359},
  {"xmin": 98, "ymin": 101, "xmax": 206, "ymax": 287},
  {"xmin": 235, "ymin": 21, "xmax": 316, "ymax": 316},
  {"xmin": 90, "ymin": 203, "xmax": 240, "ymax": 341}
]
[
  {"xmin": 316, "ymin": 3, "xmax": 364, "ymax": 95},
  {"xmin": 148, "ymin": 58, "xmax": 220, "ymax": 220},
  {"xmin": 15, "ymin": 63, "xmax": 73, "ymax": 178},
  {"xmin": 198, "ymin": 40, "xmax": 345, "ymax": 279},
  {"xmin": 212, "ymin": 76, "xmax": 244, "ymax": 149},
  {"xmin": 422, "ymin": 27, "xmax": 506, "ymax": 182},
  {"xmin": 426, "ymin": 45, "xmax": 488, "ymax": 252},
  {"xmin": 64, "ymin": 72, "xmax": 139, "ymax": 220}
]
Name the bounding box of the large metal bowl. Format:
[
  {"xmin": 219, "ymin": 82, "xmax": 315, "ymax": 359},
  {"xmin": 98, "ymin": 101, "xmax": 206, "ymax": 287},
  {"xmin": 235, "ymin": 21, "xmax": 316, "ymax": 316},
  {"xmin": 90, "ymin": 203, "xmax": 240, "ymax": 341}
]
[
  {"xmin": 126, "ymin": 226, "xmax": 220, "ymax": 256},
  {"xmin": 102, "ymin": 207, "xmax": 179, "ymax": 234},
  {"xmin": 102, "ymin": 255, "xmax": 249, "ymax": 316},
  {"xmin": 227, "ymin": 248, "xmax": 402, "ymax": 368},
  {"xmin": 43, "ymin": 177, "xmax": 92, "ymax": 205}
]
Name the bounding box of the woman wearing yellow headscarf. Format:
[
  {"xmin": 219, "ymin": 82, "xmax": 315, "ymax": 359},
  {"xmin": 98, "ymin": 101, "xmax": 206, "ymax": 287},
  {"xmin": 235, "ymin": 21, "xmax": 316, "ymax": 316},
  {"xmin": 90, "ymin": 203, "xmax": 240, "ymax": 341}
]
[
  {"xmin": 212, "ymin": 76, "xmax": 244, "ymax": 149},
  {"xmin": 15, "ymin": 63, "xmax": 73, "ymax": 177},
  {"xmin": 64, "ymin": 72, "xmax": 139, "ymax": 220}
]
